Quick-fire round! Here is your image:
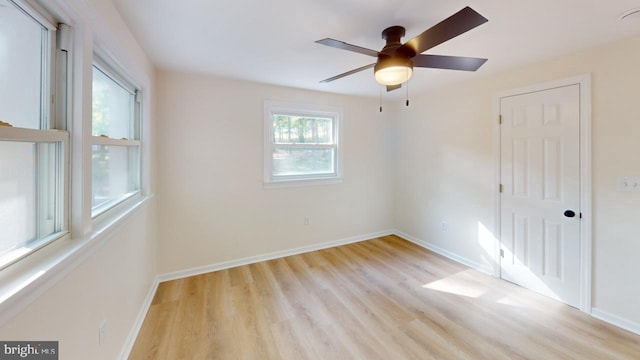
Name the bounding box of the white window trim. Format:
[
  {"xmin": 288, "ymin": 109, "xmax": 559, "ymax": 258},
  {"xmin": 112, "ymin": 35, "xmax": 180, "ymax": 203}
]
[
  {"xmin": 10, "ymin": 0, "xmax": 57, "ymax": 32},
  {"xmin": 0, "ymin": 127, "xmax": 68, "ymax": 143},
  {"xmin": 263, "ymin": 100, "xmax": 343, "ymax": 188},
  {"xmin": 93, "ymin": 56, "xmax": 138, "ymax": 98}
]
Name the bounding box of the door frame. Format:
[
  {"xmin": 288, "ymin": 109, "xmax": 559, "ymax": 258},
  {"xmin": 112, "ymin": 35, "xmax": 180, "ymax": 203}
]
[{"xmin": 492, "ymin": 74, "xmax": 592, "ymax": 313}]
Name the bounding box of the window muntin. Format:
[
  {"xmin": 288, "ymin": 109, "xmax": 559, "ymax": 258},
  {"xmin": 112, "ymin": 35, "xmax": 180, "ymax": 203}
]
[
  {"xmin": 91, "ymin": 62, "xmax": 141, "ymax": 217},
  {"xmin": 264, "ymin": 102, "xmax": 341, "ymax": 184},
  {"xmin": 0, "ymin": 1, "xmax": 67, "ymax": 269}
]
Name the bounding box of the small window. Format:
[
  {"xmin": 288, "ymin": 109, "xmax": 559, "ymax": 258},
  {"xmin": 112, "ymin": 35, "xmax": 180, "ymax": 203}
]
[
  {"xmin": 0, "ymin": 0, "xmax": 68, "ymax": 268},
  {"xmin": 91, "ymin": 60, "xmax": 141, "ymax": 217},
  {"xmin": 264, "ymin": 101, "xmax": 341, "ymax": 186}
]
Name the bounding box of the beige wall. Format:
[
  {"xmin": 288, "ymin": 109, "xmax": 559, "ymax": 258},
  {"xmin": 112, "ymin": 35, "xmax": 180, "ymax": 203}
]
[
  {"xmin": 156, "ymin": 72, "xmax": 395, "ymax": 274},
  {"xmin": 394, "ymin": 36, "xmax": 640, "ymax": 325}
]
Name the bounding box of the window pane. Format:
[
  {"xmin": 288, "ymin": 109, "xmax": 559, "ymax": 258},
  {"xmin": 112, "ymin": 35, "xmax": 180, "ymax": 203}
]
[
  {"xmin": 0, "ymin": 141, "xmax": 36, "ymax": 256},
  {"xmin": 0, "ymin": 0, "xmax": 45, "ymax": 129},
  {"xmin": 272, "ymin": 146, "xmax": 335, "ymax": 176},
  {"xmin": 0, "ymin": 141, "xmax": 60, "ymax": 264},
  {"xmin": 272, "ymin": 114, "xmax": 333, "ymax": 144},
  {"xmin": 92, "ymin": 67, "xmax": 134, "ymax": 139},
  {"xmin": 92, "ymin": 145, "xmax": 139, "ymax": 211}
]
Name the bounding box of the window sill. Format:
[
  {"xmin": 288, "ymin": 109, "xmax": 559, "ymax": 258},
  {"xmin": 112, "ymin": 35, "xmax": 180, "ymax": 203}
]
[
  {"xmin": 0, "ymin": 194, "xmax": 154, "ymax": 327},
  {"xmin": 263, "ymin": 177, "xmax": 343, "ymax": 189},
  {"xmin": 92, "ymin": 191, "xmax": 142, "ymax": 222}
]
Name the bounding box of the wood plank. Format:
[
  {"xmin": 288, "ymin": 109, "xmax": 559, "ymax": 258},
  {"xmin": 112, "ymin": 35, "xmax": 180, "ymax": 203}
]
[
  {"xmin": 130, "ymin": 236, "xmax": 640, "ymax": 359},
  {"xmin": 128, "ymin": 300, "xmax": 179, "ymax": 360}
]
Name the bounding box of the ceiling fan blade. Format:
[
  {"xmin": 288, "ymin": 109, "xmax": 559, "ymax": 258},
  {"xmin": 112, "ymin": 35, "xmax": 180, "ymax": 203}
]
[
  {"xmin": 386, "ymin": 84, "xmax": 402, "ymax": 92},
  {"xmin": 320, "ymin": 63, "xmax": 375, "ymax": 83},
  {"xmin": 400, "ymin": 6, "xmax": 488, "ymax": 56},
  {"xmin": 413, "ymin": 54, "xmax": 487, "ymax": 71},
  {"xmin": 316, "ymin": 38, "xmax": 380, "ymax": 57}
]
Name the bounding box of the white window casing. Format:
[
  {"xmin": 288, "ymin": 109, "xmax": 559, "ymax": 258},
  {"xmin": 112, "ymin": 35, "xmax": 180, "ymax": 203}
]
[
  {"xmin": 90, "ymin": 57, "xmax": 142, "ymax": 219},
  {"xmin": 263, "ymin": 100, "xmax": 343, "ymax": 188}
]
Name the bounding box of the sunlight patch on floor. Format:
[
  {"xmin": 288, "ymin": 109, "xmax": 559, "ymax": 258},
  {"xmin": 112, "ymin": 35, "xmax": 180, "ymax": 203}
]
[
  {"xmin": 422, "ymin": 270, "xmax": 488, "ymax": 298},
  {"xmin": 496, "ymin": 295, "xmax": 525, "ymax": 307}
]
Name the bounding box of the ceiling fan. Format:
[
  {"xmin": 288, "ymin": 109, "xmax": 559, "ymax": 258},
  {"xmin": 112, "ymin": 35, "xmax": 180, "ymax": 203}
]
[{"xmin": 316, "ymin": 6, "xmax": 488, "ymax": 91}]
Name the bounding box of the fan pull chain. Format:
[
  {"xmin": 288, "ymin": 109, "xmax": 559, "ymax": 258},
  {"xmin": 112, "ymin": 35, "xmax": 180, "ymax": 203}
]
[
  {"xmin": 405, "ymin": 70, "xmax": 410, "ymax": 107},
  {"xmin": 379, "ymin": 86, "xmax": 383, "ymax": 112}
]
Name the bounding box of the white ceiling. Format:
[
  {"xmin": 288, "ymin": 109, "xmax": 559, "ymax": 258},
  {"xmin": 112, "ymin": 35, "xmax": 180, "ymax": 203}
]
[{"xmin": 112, "ymin": 0, "xmax": 640, "ymax": 98}]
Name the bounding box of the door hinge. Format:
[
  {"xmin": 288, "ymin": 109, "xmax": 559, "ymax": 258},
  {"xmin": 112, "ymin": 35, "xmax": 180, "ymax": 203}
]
[
  {"xmin": 500, "ymin": 249, "xmax": 504, "ymax": 258},
  {"xmin": 499, "ymin": 184, "xmax": 503, "ymax": 193},
  {"xmin": 498, "ymin": 115, "xmax": 502, "ymax": 124}
]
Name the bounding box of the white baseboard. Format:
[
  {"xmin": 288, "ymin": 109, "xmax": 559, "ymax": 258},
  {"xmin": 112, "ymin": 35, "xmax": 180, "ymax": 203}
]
[
  {"xmin": 157, "ymin": 229, "xmax": 395, "ymax": 283},
  {"xmin": 394, "ymin": 230, "xmax": 494, "ymax": 276},
  {"xmin": 119, "ymin": 277, "xmax": 160, "ymax": 359},
  {"xmin": 591, "ymin": 308, "xmax": 640, "ymax": 336}
]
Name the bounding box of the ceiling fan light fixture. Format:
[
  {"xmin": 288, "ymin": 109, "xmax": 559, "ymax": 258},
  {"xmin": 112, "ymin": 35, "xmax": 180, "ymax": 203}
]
[
  {"xmin": 374, "ymin": 57, "xmax": 413, "ymax": 86},
  {"xmin": 316, "ymin": 7, "xmax": 488, "ymax": 89}
]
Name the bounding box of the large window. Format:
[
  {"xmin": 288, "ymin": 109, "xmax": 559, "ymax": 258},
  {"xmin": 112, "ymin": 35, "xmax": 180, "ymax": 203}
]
[
  {"xmin": 0, "ymin": 0, "xmax": 68, "ymax": 268},
  {"xmin": 264, "ymin": 101, "xmax": 341, "ymax": 186},
  {"xmin": 91, "ymin": 60, "xmax": 141, "ymax": 217}
]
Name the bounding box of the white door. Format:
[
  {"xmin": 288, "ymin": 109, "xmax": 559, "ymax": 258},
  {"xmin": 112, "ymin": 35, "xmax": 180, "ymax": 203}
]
[{"xmin": 500, "ymin": 84, "xmax": 581, "ymax": 308}]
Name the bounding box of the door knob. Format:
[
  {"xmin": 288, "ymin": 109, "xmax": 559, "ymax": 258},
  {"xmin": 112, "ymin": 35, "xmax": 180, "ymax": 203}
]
[{"xmin": 564, "ymin": 210, "xmax": 576, "ymax": 218}]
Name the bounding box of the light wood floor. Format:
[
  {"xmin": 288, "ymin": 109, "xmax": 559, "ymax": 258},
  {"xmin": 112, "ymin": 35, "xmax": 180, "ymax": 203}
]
[{"xmin": 130, "ymin": 235, "xmax": 640, "ymax": 359}]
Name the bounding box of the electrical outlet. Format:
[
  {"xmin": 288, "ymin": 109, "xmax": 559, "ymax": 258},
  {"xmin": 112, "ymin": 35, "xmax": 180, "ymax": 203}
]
[
  {"xmin": 98, "ymin": 320, "xmax": 108, "ymax": 347},
  {"xmin": 618, "ymin": 177, "xmax": 640, "ymax": 192},
  {"xmin": 440, "ymin": 221, "xmax": 448, "ymax": 231},
  {"xmin": 304, "ymin": 216, "xmax": 310, "ymax": 225}
]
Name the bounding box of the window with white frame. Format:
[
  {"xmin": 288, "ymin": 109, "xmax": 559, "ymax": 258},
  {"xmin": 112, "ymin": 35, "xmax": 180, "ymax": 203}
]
[
  {"xmin": 0, "ymin": 0, "xmax": 69, "ymax": 268},
  {"xmin": 91, "ymin": 60, "xmax": 141, "ymax": 217},
  {"xmin": 264, "ymin": 101, "xmax": 341, "ymax": 185}
]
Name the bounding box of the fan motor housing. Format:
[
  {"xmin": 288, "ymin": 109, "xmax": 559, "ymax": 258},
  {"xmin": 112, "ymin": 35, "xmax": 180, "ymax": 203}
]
[
  {"xmin": 377, "ymin": 25, "xmax": 413, "ymax": 80},
  {"xmin": 380, "ymin": 26, "xmax": 406, "ymax": 55}
]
